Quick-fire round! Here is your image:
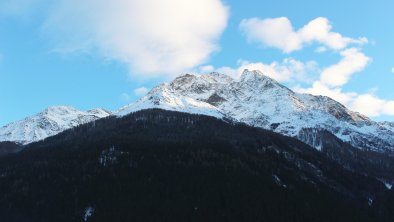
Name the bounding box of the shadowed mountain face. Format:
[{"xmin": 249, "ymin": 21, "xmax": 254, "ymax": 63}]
[{"xmin": 0, "ymin": 109, "xmax": 393, "ymax": 222}]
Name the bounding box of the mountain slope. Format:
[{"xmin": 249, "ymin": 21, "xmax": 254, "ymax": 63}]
[
  {"xmin": 0, "ymin": 106, "xmax": 110, "ymax": 145},
  {"xmin": 116, "ymin": 81, "xmax": 225, "ymax": 119},
  {"xmin": 0, "ymin": 109, "xmax": 390, "ymax": 222},
  {"xmin": 118, "ymin": 70, "xmax": 394, "ymax": 153}
]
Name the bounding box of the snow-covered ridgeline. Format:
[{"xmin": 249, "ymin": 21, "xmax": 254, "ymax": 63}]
[{"xmin": 0, "ymin": 106, "xmax": 110, "ymax": 144}]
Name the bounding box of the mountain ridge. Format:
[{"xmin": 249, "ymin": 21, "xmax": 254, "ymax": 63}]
[
  {"xmin": 114, "ymin": 70, "xmax": 394, "ymax": 153},
  {"xmin": 0, "ymin": 106, "xmax": 110, "ymax": 145},
  {"xmin": 1, "ymin": 70, "xmax": 394, "ymax": 153}
]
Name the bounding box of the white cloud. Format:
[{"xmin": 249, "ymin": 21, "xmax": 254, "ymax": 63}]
[
  {"xmin": 391, "ymin": 67, "xmax": 394, "ymax": 73},
  {"xmin": 239, "ymin": 17, "xmax": 302, "ymax": 53},
  {"xmin": 134, "ymin": 87, "xmax": 149, "ymax": 97},
  {"xmin": 320, "ymin": 48, "xmax": 371, "ymax": 87},
  {"xmin": 351, "ymin": 94, "xmax": 394, "ymax": 116},
  {"xmin": 298, "ymin": 18, "xmax": 368, "ymax": 50},
  {"xmin": 204, "ymin": 58, "xmax": 318, "ymax": 83},
  {"xmin": 239, "ymin": 17, "xmax": 367, "ymax": 53},
  {"xmin": 294, "ymin": 81, "xmax": 357, "ymax": 105},
  {"xmin": 294, "ymin": 47, "xmax": 375, "ymax": 116},
  {"xmin": 296, "ymin": 84, "xmax": 394, "ymax": 117},
  {"xmin": 39, "ymin": 0, "xmax": 229, "ymax": 78}
]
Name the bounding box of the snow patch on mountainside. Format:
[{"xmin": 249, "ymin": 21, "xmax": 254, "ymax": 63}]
[{"xmin": 0, "ymin": 106, "xmax": 110, "ymax": 145}]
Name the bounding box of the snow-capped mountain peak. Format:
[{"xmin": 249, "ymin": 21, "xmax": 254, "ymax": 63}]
[
  {"xmin": 117, "ymin": 70, "xmax": 394, "ymax": 152},
  {"xmin": 0, "ymin": 106, "xmax": 111, "ymax": 145}
]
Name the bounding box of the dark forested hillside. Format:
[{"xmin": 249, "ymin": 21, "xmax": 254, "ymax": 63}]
[
  {"xmin": 298, "ymin": 128, "xmax": 394, "ymax": 182},
  {"xmin": 0, "ymin": 109, "xmax": 393, "ymax": 222},
  {"xmin": 0, "ymin": 141, "xmax": 22, "ymax": 157}
]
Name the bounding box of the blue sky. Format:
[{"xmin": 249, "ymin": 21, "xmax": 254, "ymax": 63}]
[{"xmin": 1, "ymin": 0, "xmax": 394, "ymax": 126}]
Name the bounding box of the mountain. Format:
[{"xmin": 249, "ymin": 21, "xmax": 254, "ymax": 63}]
[
  {"xmin": 0, "ymin": 106, "xmax": 111, "ymax": 145},
  {"xmin": 0, "ymin": 109, "xmax": 392, "ymax": 222},
  {"xmin": 116, "ymin": 70, "xmax": 394, "ymax": 153},
  {"xmin": 0, "ymin": 79, "xmax": 393, "ymax": 221},
  {"xmin": 3, "ymin": 70, "xmax": 393, "ymax": 154}
]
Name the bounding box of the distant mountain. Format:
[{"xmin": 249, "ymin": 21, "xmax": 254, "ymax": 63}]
[
  {"xmin": 0, "ymin": 106, "xmax": 110, "ymax": 145},
  {"xmin": 0, "ymin": 109, "xmax": 392, "ymax": 222},
  {"xmin": 115, "ymin": 70, "xmax": 394, "ymax": 153}
]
